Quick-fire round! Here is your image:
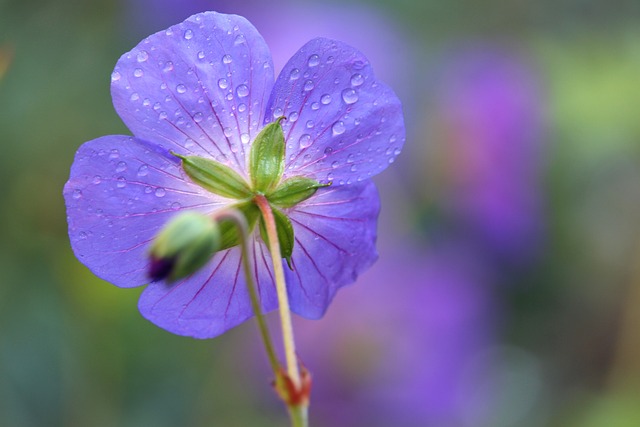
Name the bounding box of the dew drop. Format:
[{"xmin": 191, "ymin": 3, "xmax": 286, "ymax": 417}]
[
  {"xmin": 331, "ymin": 161, "xmax": 339, "ymax": 169},
  {"xmin": 351, "ymin": 73, "xmax": 364, "ymax": 87},
  {"xmin": 341, "ymin": 88, "xmax": 358, "ymax": 104},
  {"xmin": 155, "ymin": 188, "xmax": 166, "ymax": 197},
  {"xmin": 116, "ymin": 177, "xmax": 127, "ymax": 188},
  {"xmin": 92, "ymin": 175, "xmax": 102, "ymax": 184},
  {"xmin": 241, "ymin": 133, "xmax": 250, "ymax": 144},
  {"xmin": 304, "ymin": 80, "xmax": 314, "ymax": 91},
  {"xmin": 184, "ymin": 29, "xmax": 194, "ymax": 40},
  {"xmin": 346, "ymin": 154, "xmax": 355, "ymax": 163},
  {"xmin": 238, "ymin": 103, "xmax": 247, "ymax": 112},
  {"xmin": 332, "ymin": 121, "xmax": 346, "ymax": 136},
  {"xmin": 272, "ymin": 107, "xmax": 284, "ymax": 118},
  {"xmin": 133, "ymin": 68, "xmax": 144, "ymax": 78},
  {"xmin": 288, "ymin": 111, "xmax": 299, "ymax": 122},
  {"xmin": 184, "ymin": 138, "xmax": 195, "ymax": 148},
  {"xmin": 234, "ymin": 34, "xmax": 246, "ymax": 45},
  {"xmin": 324, "ymin": 147, "xmax": 334, "ymax": 155},
  {"xmin": 225, "ymin": 93, "xmax": 233, "ymax": 101},
  {"xmin": 223, "ymin": 127, "xmax": 233, "ymax": 137},
  {"xmin": 109, "ymin": 149, "xmax": 119, "ymax": 159},
  {"xmin": 79, "ymin": 231, "xmax": 88, "ymax": 240},
  {"xmin": 218, "ymin": 78, "xmax": 229, "ymax": 89},
  {"xmin": 137, "ymin": 165, "xmax": 149, "ymax": 176},
  {"xmin": 307, "ymin": 54, "xmax": 320, "ymax": 67},
  {"xmin": 136, "ymin": 50, "xmax": 149, "ymax": 62},
  {"xmin": 72, "ymin": 189, "xmax": 82, "ymax": 199},
  {"xmin": 159, "ymin": 111, "xmax": 168, "ymax": 120},
  {"xmin": 171, "ymin": 202, "xmax": 182, "ymax": 210},
  {"xmin": 289, "ymin": 68, "xmax": 300, "ymax": 81},
  {"xmin": 193, "ymin": 112, "xmax": 203, "ymax": 122},
  {"xmin": 130, "ymin": 92, "xmax": 140, "ymax": 101},
  {"xmin": 306, "ymin": 120, "xmax": 315, "ymax": 129},
  {"xmin": 327, "ymin": 172, "xmax": 334, "ymax": 181},
  {"xmin": 320, "ymin": 94, "xmax": 332, "ymax": 105},
  {"xmin": 197, "ymin": 51, "xmax": 206, "ymax": 60},
  {"xmin": 163, "ymin": 61, "xmax": 174, "ymax": 72},
  {"xmin": 116, "ymin": 161, "xmax": 127, "ymax": 172},
  {"xmin": 111, "ymin": 71, "xmax": 121, "ymax": 82},
  {"xmin": 311, "ymin": 102, "xmax": 320, "ymax": 110},
  {"xmin": 236, "ymin": 84, "xmax": 249, "ymax": 97},
  {"xmin": 299, "ymin": 134, "xmax": 312, "ymax": 149},
  {"xmin": 176, "ymin": 84, "xmax": 187, "ymax": 94},
  {"xmin": 222, "ymin": 54, "xmax": 233, "ymax": 64}
]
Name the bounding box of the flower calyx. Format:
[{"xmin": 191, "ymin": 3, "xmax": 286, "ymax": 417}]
[{"xmin": 272, "ymin": 365, "xmax": 312, "ymax": 408}]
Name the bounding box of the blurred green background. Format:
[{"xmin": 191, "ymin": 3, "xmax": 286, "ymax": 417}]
[{"xmin": 1, "ymin": 0, "xmax": 640, "ymax": 426}]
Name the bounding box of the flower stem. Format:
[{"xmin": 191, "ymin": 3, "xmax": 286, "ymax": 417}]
[
  {"xmin": 253, "ymin": 195, "xmax": 301, "ymax": 386},
  {"xmin": 212, "ymin": 208, "xmax": 279, "ymax": 373}
]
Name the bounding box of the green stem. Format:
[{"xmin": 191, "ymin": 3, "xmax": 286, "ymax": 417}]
[
  {"xmin": 212, "ymin": 209, "xmax": 279, "ymax": 373},
  {"xmin": 254, "ymin": 195, "xmax": 301, "ymax": 387},
  {"xmin": 288, "ymin": 404, "xmax": 308, "ymax": 427}
]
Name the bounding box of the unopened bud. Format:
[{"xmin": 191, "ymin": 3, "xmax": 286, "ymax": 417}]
[{"xmin": 148, "ymin": 212, "xmax": 220, "ymax": 282}]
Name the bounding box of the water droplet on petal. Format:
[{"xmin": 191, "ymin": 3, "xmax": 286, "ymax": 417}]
[
  {"xmin": 159, "ymin": 111, "xmax": 168, "ymax": 120},
  {"xmin": 222, "ymin": 54, "xmax": 233, "ymax": 64},
  {"xmin": 331, "ymin": 161, "xmax": 339, "ymax": 169},
  {"xmin": 176, "ymin": 84, "xmax": 187, "ymax": 94},
  {"xmin": 184, "ymin": 29, "xmax": 194, "ymax": 40},
  {"xmin": 171, "ymin": 202, "xmax": 181, "ymax": 210},
  {"xmin": 136, "ymin": 50, "xmax": 149, "ymax": 62},
  {"xmin": 289, "ymin": 68, "xmax": 300, "ymax": 81},
  {"xmin": 130, "ymin": 92, "xmax": 140, "ymax": 101},
  {"xmin": 306, "ymin": 120, "xmax": 314, "ymax": 129},
  {"xmin": 288, "ymin": 112, "xmax": 299, "ymax": 122},
  {"xmin": 324, "ymin": 147, "xmax": 334, "ymax": 155},
  {"xmin": 111, "ymin": 71, "xmax": 121, "ymax": 82},
  {"xmin": 116, "ymin": 161, "xmax": 127, "ymax": 172},
  {"xmin": 116, "ymin": 177, "xmax": 127, "ymax": 188},
  {"xmin": 299, "ymin": 134, "xmax": 312, "ymax": 149},
  {"xmin": 234, "ymin": 34, "xmax": 246, "ymax": 45},
  {"xmin": 72, "ymin": 189, "xmax": 82, "ymax": 199},
  {"xmin": 327, "ymin": 172, "xmax": 334, "ymax": 181},
  {"xmin": 223, "ymin": 127, "xmax": 233, "ymax": 137},
  {"xmin": 133, "ymin": 68, "xmax": 144, "ymax": 78},
  {"xmin": 311, "ymin": 102, "xmax": 320, "ymax": 110},
  {"xmin": 193, "ymin": 112, "xmax": 203, "ymax": 123},
  {"xmin": 197, "ymin": 51, "xmax": 206, "ymax": 60},
  {"xmin": 332, "ymin": 121, "xmax": 346, "ymax": 136},
  {"xmin": 346, "ymin": 154, "xmax": 355, "ymax": 163},
  {"xmin": 238, "ymin": 103, "xmax": 247, "ymax": 112},
  {"xmin": 218, "ymin": 78, "xmax": 229, "ymax": 89},
  {"xmin": 92, "ymin": 175, "xmax": 102, "ymax": 184},
  {"xmin": 321, "ymin": 94, "xmax": 332, "ymax": 105},
  {"xmin": 163, "ymin": 61, "xmax": 174, "ymax": 72},
  {"xmin": 351, "ymin": 73, "xmax": 364, "ymax": 87},
  {"xmin": 237, "ymin": 84, "xmax": 249, "ymax": 97},
  {"xmin": 304, "ymin": 80, "xmax": 314, "ymax": 91},
  {"xmin": 241, "ymin": 133, "xmax": 250, "ymax": 144},
  {"xmin": 273, "ymin": 107, "xmax": 284, "ymax": 118},
  {"xmin": 341, "ymin": 88, "xmax": 358, "ymax": 104},
  {"xmin": 109, "ymin": 149, "xmax": 119, "ymax": 159},
  {"xmin": 307, "ymin": 54, "xmax": 320, "ymax": 67},
  {"xmin": 155, "ymin": 188, "xmax": 166, "ymax": 197},
  {"xmin": 137, "ymin": 165, "xmax": 148, "ymax": 176}
]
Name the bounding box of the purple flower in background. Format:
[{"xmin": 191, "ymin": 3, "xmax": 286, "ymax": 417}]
[
  {"xmin": 245, "ymin": 243, "xmax": 497, "ymax": 426},
  {"xmin": 431, "ymin": 49, "xmax": 545, "ymax": 263},
  {"xmin": 63, "ymin": 12, "xmax": 404, "ymax": 338}
]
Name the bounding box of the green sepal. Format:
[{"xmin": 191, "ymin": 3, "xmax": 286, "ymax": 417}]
[
  {"xmin": 148, "ymin": 212, "xmax": 221, "ymax": 282},
  {"xmin": 217, "ymin": 202, "xmax": 261, "ymax": 251},
  {"xmin": 268, "ymin": 176, "xmax": 331, "ymax": 208},
  {"xmin": 173, "ymin": 152, "xmax": 251, "ymax": 199},
  {"xmin": 249, "ymin": 117, "xmax": 286, "ymax": 193},
  {"xmin": 259, "ymin": 206, "xmax": 295, "ymax": 270}
]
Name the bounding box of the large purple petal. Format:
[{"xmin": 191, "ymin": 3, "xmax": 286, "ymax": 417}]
[
  {"xmin": 285, "ymin": 180, "xmax": 380, "ymax": 318},
  {"xmin": 265, "ymin": 38, "xmax": 404, "ymax": 185},
  {"xmin": 63, "ymin": 135, "xmax": 226, "ymax": 288},
  {"xmin": 138, "ymin": 236, "xmax": 278, "ymax": 338},
  {"xmin": 111, "ymin": 11, "xmax": 274, "ymax": 175}
]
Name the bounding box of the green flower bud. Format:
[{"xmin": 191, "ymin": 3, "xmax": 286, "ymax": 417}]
[{"xmin": 148, "ymin": 212, "xmax": 220, "ymax": 282}]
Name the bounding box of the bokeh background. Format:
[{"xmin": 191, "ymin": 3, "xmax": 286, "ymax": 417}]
[{"xmin": 2, "ymin": 0, "xmax": 640, "ymax": 426}]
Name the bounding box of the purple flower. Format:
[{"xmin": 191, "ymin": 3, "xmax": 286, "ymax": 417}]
[{"xmin": 63, "ymin": 12, "xmax": 404, "ymax": 338}]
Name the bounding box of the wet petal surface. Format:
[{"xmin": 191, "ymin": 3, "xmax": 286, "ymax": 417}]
[
  {"xmin": 111, "ymin": 12, "xmax": 274, "ymax": 175},
  {"xmin": 64, "ymin": 135, "xmax": 225, "ymax": 288},
  {"xmin": 266, "ymin": 38, "xmax": 404, "ymax": 185},
  {"xmin": 285, "ymin": 180, "xmax": 380, "ymax": 318},
  {"xmin": 138, "ymin": 237, "xmax": 278, "ymax": 338}
]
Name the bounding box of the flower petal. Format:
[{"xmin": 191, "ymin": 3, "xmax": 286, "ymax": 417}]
[
  {"xmin": 138, "ymin": 237, "xmax": 278, "ymax": 338},
  {"xmin": 111, "ymin": 11, "xmax": 274, "ymax": 174},
  {"xmin": 285, "ymin": 180, "xmax": 380, "ymax": 318},
  {"xmin": 266, "ymin": 38, "xmax": 404, "ymax": 185},
  {"xmin": 63, "ymin": 135, "xmax": 225, "ymax": 288}
]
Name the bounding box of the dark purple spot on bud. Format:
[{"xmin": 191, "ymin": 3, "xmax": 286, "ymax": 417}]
[{"xmin": 148, "ymin": 256, "xmax": 176, "ymax": 282}]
